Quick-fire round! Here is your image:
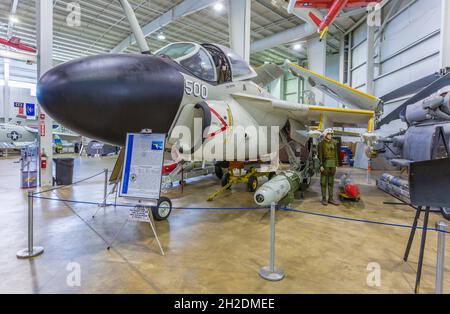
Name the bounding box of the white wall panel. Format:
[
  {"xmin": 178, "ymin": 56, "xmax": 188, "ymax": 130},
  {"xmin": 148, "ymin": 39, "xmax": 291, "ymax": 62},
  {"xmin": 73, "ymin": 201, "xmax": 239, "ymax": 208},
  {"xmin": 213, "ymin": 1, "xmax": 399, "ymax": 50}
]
[
  {"xmin": 375, "ymin": 0, "xmax": 442, "ymax": 98},
  {"xmin": 349, "ymin": 22, "xmax": 368, "ymax": 91},
  {"xmin": 0, "ymin": 85, "xmax": 3, "ymax": 117},
  {"xmin": 325, "ymin": 54, "xmax": 340, "ymax": 107},
  {"xmin": 351, "ymin": 65, "xmax": 367, "ymax": 89},
  {"xmin": 0, "ymin": 86, "xmax": 37, "ymax": 120},
  {"xmin": 347, "ymin": 0, "xmax": 441, "ymax": 123},
  {"xmin": 9, "ymin": 60, "xmax": 37, "ymax": 84},
  {"xmin": 376, "ymin": 51, "xmax": 440, "ymax": 97}
]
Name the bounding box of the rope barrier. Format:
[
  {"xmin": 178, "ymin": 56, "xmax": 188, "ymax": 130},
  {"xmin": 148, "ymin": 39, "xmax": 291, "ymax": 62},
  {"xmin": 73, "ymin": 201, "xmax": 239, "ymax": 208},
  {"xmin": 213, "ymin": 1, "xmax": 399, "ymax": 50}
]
[
  {"xmin": 31, "ymin": 195, "xmax": 450, "ymax": 234},
  {"xmin": 32, "ymin": 195, "xmax": 268, "ymax": 211},
  {"xmin": 282, "ymin": 207, "xmax": 450, "ymax": 235},
  {"xmin": 29, "ymin": 171, "xmax": 450, "ymax": 235},
  {"xmin": 33, "ymin": 170, "xmax": 107, "ymax": 196}
]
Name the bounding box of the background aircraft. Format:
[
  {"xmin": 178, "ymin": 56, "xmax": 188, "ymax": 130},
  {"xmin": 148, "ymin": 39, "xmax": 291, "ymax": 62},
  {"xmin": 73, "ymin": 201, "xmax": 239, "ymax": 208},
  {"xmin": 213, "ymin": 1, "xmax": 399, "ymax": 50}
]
[
  {"xmin": 287, "ymin": 0, "xmax": 382, "ymax": 39},
  {"xmin": 0, "ymin": 36, "xmax": 36, "ymax": 53},
  {"xmin": 0, "ymin": 123, "xmax": 36, "ymax": 149},
  {"xmin": 0, "ymin": 121, "xmax": 80, "ymax": 152}
]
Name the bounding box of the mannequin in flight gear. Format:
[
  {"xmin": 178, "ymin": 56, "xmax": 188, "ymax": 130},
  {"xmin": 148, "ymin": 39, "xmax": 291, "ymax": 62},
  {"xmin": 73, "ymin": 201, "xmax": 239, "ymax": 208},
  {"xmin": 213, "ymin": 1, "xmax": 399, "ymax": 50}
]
[{"xmin": 318, "ymin": 128, "xmax": 339, "ymax": 206}]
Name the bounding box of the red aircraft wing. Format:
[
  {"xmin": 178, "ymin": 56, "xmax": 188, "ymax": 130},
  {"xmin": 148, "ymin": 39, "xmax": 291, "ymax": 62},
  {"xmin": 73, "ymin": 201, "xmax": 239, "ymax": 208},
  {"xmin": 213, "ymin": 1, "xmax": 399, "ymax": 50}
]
[
  {"xmin": 292, "ymin": 0, "xmax": 381, "ymax": 39},
  {"xmin": 0, "ymin": 36, "xmax": 37, "ymax": 53},
  {"xmin": 294, "ymin": 0, "xmax": 379, "ymax": 9}
]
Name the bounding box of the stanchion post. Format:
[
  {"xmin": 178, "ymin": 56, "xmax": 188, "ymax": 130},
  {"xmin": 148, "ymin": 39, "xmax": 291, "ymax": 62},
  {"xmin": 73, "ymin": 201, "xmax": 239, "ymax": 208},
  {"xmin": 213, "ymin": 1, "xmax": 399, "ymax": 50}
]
[
  {"xmin": 259, "ymin": 202, "xmax": 285, "ymax": 281},
  {"xmin": 16, "ymin": 190, "xmax": 44, "ymax": 259},
  {"xmin": 436, "ymin": 221, "xmax": 448, "ymax": 294}
]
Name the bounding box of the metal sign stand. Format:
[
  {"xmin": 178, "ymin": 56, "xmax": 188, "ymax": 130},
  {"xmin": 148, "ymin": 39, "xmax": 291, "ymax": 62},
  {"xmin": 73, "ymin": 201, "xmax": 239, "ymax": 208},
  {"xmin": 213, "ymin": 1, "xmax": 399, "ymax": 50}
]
[
  {"xmin": 106, "ymin": 130, "xmax": 168, "ymax": 256},
  {"xmin": 107, "ymin": 201, "xmax": 165, "ymax": 256},
  {"xmin": 403, "ymin": 205, "xmax": 431, "ymax": 294},
  {"xmin": 259, "ymin": 202, "xmax": 285, "ymax": 281}
]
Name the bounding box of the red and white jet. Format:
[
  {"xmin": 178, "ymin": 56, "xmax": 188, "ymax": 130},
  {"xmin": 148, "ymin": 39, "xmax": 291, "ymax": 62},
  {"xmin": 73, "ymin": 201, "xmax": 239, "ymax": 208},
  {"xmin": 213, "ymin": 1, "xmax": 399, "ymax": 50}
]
[
  {"xmin": 288, "ymin": 0, "xmax": 382, "ymax": 40},
  {"xmin": 0, "ymin": 36, "xmax": 37, "ymax": 53}
]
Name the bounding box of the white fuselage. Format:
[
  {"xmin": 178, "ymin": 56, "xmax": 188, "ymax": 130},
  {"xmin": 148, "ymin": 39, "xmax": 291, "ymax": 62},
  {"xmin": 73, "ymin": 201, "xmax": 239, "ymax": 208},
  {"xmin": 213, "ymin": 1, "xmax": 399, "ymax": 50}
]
[{"xmin": 168, "ymin": 73, "xmax": 287, "ymax": 162}]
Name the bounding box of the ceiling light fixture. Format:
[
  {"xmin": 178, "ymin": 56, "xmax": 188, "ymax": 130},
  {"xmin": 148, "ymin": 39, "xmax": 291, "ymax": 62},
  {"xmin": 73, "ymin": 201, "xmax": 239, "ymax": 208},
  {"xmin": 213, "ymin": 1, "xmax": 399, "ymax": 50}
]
[
  {"xmin": 157, "ymin": 33, "xmax": 166, "ymax": 40},
  {"xmin": 293, "ymin": 44, "xmax": 302, "ymax": 51},
  {"xmin": 214, "ymin": 2, "xmax": 224, "ymax": 12},
  {"xmin": 9, "ymin": 15, "xmax": 19, "ymax": 23}
]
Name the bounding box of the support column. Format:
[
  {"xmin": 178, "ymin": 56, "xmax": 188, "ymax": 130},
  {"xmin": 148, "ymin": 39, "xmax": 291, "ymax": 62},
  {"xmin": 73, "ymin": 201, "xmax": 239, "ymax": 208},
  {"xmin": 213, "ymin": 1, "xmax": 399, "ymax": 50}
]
[
  {"xmin": 440, "ymin": 0, "xmax": 450, "ymax": 69},
  {"xmin": 228, "ymin": 0, "xmax": 251, "ymax": 62},
  {"xmin": 37, "ymin": 0, "xmax": 54, "ymax": 187},
  {"xmin": 118, "ymin": 0, "xmax": 150, "ymax": 54},
  {"xmin": 3, "ymin": 59, "xmax": 10, "ymax": 123},
  {"xmin": 306, "ymin": 38, "xmax": 326, "ymax": 106},
  {"xmin": 366, "ymin": 24, "xmax": 375, "ymax": 95}
]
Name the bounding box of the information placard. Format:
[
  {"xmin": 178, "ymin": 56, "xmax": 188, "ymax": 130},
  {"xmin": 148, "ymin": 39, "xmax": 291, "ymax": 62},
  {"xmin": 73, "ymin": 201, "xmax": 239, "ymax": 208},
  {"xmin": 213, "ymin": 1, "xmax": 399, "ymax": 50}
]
[
  {"xmin": 120, "ymin": 133, "xmax": 165, "ymax": 200},
  {"xmin": 410, "ymin": 157, "xmax": 450, "ymax": 208},
  {"xmin": 128, "ymin": 206, "xmax": 151, "ymax": 223}
]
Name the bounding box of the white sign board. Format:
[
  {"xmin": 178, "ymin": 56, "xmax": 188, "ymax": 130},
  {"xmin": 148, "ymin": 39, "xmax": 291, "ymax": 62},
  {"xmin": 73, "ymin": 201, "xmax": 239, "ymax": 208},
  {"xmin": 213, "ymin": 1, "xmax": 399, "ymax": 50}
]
[
  {"xmin": 128, "ymin": 206, "xmax": 151, "ymax": 223},
  {"xmin": 120, "ymin": 133, "xmax": 165, "ymax": 200}
]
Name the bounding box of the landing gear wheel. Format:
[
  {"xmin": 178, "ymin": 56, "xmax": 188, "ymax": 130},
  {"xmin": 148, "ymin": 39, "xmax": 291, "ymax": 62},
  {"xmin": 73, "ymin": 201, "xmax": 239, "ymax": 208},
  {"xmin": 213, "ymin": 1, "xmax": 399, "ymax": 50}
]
[
  {"xmin": 247, "ymin": 176, "xmax": 258, "ymax": 192},
  {"xmin": 215, "ymin": 166, "xmax": 224, "ymax": 180},
  {"xmin": 152, "ymin": 197, "xmax": 172, "ymax": 221},
  {"xmin": 441, "ymin": 207, "xmax": 450, "ymax": 221},
  {"xmin": 221, "ymin": 173, "xmax": 231, "ymax": 189}
]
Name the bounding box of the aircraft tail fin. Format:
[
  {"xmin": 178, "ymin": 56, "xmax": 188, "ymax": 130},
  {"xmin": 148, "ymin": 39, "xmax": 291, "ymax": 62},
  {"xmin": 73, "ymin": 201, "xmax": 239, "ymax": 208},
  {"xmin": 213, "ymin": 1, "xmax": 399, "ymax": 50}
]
[
  {"xmin": 308, "ymin": 12, "xmax": 322, "ymax": 27},
  {"xmin": 252, "ymin": 63, "xmax": 284, "ymax": 87},
  {"xmin": 9, "ymin": 36, "xmax": 20, "ymax": 44}
]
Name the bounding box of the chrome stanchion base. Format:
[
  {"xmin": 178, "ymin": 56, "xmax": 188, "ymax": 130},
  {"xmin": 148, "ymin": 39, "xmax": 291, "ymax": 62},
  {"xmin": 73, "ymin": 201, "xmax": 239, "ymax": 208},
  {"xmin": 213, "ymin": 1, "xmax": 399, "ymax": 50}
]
[
  {"xmin": 16, "ymin": 246, "xmax": 44, "ymax": 259},
  {"xmin": 259, "ymin": 266, "xmax": 285, "ymax": 281}
]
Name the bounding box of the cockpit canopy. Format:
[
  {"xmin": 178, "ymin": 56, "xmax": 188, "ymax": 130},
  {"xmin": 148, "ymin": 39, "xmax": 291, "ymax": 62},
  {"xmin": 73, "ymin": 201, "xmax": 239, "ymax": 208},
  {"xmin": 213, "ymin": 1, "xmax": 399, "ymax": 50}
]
[{"xmin": 155, "ymin": 42, "xmax": 257, "ymax": 83}]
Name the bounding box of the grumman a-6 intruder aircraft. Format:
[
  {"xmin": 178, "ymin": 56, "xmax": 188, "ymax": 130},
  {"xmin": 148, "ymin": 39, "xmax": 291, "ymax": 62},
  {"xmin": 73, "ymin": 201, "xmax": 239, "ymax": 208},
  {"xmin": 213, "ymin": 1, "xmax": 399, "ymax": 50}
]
[{"xmin": 37, "ymin": 42, "xmax": 382, "ymax": 207}]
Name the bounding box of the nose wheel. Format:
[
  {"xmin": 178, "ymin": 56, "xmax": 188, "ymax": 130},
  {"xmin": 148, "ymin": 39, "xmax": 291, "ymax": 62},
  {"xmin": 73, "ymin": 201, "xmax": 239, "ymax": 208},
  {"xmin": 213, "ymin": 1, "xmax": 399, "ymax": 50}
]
[{"xmin": 151, "ymin": 197, "xmax": 172, "ymax": 221}]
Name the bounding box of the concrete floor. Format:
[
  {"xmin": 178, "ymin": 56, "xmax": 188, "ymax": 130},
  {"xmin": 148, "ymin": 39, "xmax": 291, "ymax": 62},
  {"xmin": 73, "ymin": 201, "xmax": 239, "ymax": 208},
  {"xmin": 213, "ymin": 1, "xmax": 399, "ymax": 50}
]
[{"xmin": 0, "ymin": 155, "xmax": 449, "ymax": 294}]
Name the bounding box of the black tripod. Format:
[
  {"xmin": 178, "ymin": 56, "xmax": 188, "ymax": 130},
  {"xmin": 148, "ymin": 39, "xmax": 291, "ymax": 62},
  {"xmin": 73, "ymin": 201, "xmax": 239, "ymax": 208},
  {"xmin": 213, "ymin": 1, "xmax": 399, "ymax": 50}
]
[
  {"xmin": 403, "ymin": 205, "xmax": 431, "ymax": 294},
  {"xmin": 403, "ymin": 126, "xmax": 449, "ymax": 293}
]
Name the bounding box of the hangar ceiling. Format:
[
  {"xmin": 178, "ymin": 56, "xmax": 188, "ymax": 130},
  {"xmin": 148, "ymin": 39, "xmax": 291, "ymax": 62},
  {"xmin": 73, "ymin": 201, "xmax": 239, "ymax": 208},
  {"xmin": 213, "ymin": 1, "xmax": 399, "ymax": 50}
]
[{"xmin": 0, "ymin": 0, "xmax": 365, "ymax": 66}]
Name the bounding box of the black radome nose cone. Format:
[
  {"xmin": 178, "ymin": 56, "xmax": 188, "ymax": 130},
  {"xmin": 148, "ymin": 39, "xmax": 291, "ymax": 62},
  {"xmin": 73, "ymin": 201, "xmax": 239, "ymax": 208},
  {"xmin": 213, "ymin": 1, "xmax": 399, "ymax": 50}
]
[{"xmin": 37, "ymin": 54, "xmax": 184, "ymax": 146}]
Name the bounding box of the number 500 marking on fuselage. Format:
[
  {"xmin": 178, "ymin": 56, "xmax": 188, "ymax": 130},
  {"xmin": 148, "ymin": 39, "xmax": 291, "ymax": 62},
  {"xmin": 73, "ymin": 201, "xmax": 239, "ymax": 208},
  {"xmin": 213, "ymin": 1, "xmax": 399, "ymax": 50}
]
[{"xmin": 185, "ymin": 80, "xmax": 208, "ymax": 99}]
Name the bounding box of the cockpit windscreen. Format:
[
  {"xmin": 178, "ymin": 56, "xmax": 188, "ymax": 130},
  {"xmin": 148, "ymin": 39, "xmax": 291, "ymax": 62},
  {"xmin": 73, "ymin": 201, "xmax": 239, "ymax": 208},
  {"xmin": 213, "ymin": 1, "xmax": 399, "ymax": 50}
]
[
  {"xmin": 155, "ymin": 42, "xmax": 256, "ymax": 83},
  {"xmin": 156, "ymin": 43, "xmax": 196, "ymax": 59},
  {"xmin": 156, "ymin": 43, "xmax": 216, "ymax": 82}
]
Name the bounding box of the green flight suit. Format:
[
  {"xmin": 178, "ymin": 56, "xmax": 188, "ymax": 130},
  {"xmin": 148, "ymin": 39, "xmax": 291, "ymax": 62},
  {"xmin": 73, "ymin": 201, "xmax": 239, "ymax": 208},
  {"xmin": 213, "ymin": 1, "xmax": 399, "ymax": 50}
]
[{"xmin": 318, "ymin": 139, "xmax": 338, "ymax": 201}]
